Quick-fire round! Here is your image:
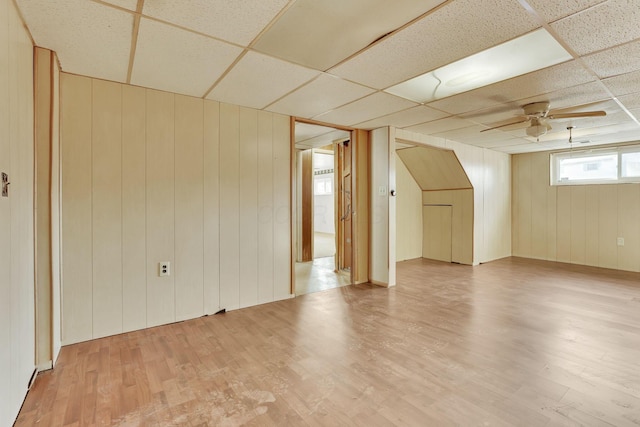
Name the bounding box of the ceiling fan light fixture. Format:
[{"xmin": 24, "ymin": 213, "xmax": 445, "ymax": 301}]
[
  {"xmin": 526, "ymin": 124, "xmax": 547, "ymax": 138},
  {"xmin": 526, "ymin": 118, "xmax": 549, "ymax": 138}
]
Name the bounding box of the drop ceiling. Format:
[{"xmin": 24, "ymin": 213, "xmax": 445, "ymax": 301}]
[{"xmin": 16, "ymin": 0, "xmax": 640, "ymax": 154}]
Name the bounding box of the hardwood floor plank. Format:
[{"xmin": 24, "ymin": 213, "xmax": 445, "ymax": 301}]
[{"xmin": 16, "ymin": 257, "xmax": 640, "ymax": 426}]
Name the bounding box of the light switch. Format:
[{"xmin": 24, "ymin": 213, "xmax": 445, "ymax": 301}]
[
  {"xmin": 378, "ymin": 186, "xmax": 387, "ymax": 196},
  {"xmin": 617, "ymin": 237, "xmax": 624, "ymax": 247}
]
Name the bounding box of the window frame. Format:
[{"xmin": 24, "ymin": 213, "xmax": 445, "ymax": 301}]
[{"xmin": 550, "ymin": 144, "xmax": 640, "ymax": 186}]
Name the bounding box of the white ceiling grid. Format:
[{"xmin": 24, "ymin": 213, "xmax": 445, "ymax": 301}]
[
  {"xmin": 206, "ymin": 51, "xmax": 320, "ymax": 110},
  {"xmin": 267, "ymin": 73, "xmax": 375, "ymax": 118},
  {"xmin": 142, "ymin": 0, "xmax": 290, "ymax": 46},
  {"xmin": 100, "ymin": 0, "xmax": 138, "ymax": 12},
  {"xmin": 14, "ymin": 0, "xmax": 640, "ymax": 153},
  {"xmin": 18, "ymin": 0, "xmax": 133, "ymax": 82},
  {"xmin": 131, "ymin": 18, "xmax": 243, "ymax": 97},
  {"xmin": 313, "ymin": 92, "xmax": 418, "ymax": 126}
]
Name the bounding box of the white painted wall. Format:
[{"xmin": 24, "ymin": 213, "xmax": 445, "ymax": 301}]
[
  {"xmin": 513, "ymin": 150, "xmax": 640, "ymax": 272},
  {"xmin": 395, "ymin": 129, "xmax": 511, "ymax": 264},
  {"xmin": 0, "ymin": 0, "xmax": 36, "ymax": 424},
  {"xmin": 314, "ymin": 191, "xmax": 334, "ymax": 234},
  {"xmin": 60, "ymin": 73, "xmax": 291, "ymax": 345},
  {"xmin": 313, "ymin": 151, "xmax": 335, "ymax": 234}
]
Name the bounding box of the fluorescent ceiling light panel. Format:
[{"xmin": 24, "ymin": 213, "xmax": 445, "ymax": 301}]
[{"xmin": 386, "ymin": 29, "xmax": 572, "ymax": 103}]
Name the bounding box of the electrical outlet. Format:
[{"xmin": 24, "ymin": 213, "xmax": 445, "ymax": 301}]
[
  {"xmin": 378, "ymin": 186, "xmax": 387, "ymax": 196},
  {"xmin": 617, "ymin": 237, "xmax": 625, "ymax": 247},
  {"xmin": 159, "ymin": 262, "xmax": 170, "ymax": 277}
]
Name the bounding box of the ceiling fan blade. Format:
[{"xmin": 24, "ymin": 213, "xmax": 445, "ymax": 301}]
[
  {"xmin": 547, "ymin": 111, "xmax": 606, "ymax": 119},
  {"xmin": 480, "ymin": 119, "xmax": 531, "ymax": 132}
]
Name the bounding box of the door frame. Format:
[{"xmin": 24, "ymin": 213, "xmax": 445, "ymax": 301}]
[{"xmin": 290, "ymin": 118, "xmax": 369, "ymax": 294}]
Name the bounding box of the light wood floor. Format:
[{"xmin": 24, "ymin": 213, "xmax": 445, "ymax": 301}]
[
  {"xmin": 16, "ymin": 257, "xmax": 640, "ymax": 426},
  {"xmin": 295, "ymin": 256, "xmax": 350, "ymax": 296}
]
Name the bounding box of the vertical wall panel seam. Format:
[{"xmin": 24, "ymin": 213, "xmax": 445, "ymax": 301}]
[
  {"xmin": 202, "ymin": 101, "xmax": 205, "ymax": 314},
  {"xmin": 236, "ymin": 108, "xmax": 240, "ymax": 306},
  {"xmin": 173, "ymin": 94, "xmax": 176, "ymax": 322},
  {"xmin": 271, "ymin": 114, "xmax": 275, "ymax": 301},
  {"xmin": 254, "ymin": 111, "xmax": 257, "ymax": 303},
  {"xmin": 90, "ymin": 80, "xmax": 94, "ymax": 340},
  {"xmin": 529, "ymin": 156, "xmax": 533, "ymax": 261},
  {"xmin": 143, "ymin": 89, "xmax": 147, "ymax": 327},
  {"xmin": 616, "ymin": 185, "xmax": 619, "ymax": 270},
  {"xmin": 144, "ymin": 88, "xmax": 148, "ymax": 328},
  {"xmin": 120, "ymin": 85, "xmax": 124, "ymax": 333},
  {"xmin": 217, "ymin": 104, "xmax": 221, "ymax": 311}
]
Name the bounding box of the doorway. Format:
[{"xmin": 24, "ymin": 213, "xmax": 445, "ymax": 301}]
[{"xmin": 293, "ymin": 121, "xmax": 352, "ymax": 295}]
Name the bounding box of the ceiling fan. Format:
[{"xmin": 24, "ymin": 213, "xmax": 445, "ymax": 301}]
[{"xmin": 480, "ymin": 101, "xmax": 606, "ymax": 138}]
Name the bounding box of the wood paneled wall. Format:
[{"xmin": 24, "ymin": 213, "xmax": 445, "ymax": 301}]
[
  {"xmin": 34, "ymin": 47, "xmax": 62, "ymax": 370},
  {"xmin": 423, "ymin": 189, "xmax": 474, "ymax": 265},
  {"xmin": 395, "ymin": 156, "xmax": 423, "ymax": 261},
  {"xmin": 0, "ymin": 0, "xmax": 36, "ymax": 424},
  {"xmin": 370, "ymin": 128, "xmax": 394, "ymax": 286},
  {"xmin": 51, "ymin": 51, "xmax": 62, "ymax": 365},
  {"xmin": 353, "ymin": 129, "xmax": 370, "ymax": 284},
  {"xmin": 395, "ymin": 129, "xmax": 511, "ymax": 264},
  {"xmin": 60, "ymin": 73, "xmax": 291, "ymax": 345},
  {"xmin": 513, "ymin": 151, "xmax": 640, "ymax": 272}
]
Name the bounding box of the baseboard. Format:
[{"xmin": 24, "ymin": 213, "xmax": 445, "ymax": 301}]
[
  {"xmin": 36, "ymin": 360, "xmax": 52, "ymax": 372},
  {"xmin": 370, "ymin": 280, "xmax": 390, "ymax": 288}
]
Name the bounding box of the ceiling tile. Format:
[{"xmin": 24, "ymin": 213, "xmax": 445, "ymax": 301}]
[
  {"xmin": 602, "ymin": 70, "xmax": 640, "ymax": 97},
  {"xmin": 294, "ymin": 123, "xmax": 352, "ymax": 149},
  {"xmin": 131, "ymin": 18, "xmax": 243, "ymax": 97},
  {"xmin": 460, "ymin": 82, "xmax": 611, "ymax": 127},
  {"xmin": 618, "ymin": 93, "xmax": 640, "ymax": 111},
  {"xmin": 517, "ymin": 81, "xmax": 611, "ymax": 111},
  {"xmin": 532, "ymin": 118, "xmax": 639, "ymax": 144},
  {"xmin": 498, "ymin": 143, "xmax": 548, "ymax": 154},
  {"xmin": 405, "ymin": 117, "xmax": 475, "ymax": 135},
  {"xmin": 100, "ymin": 0, "xmax": 138, "ymax": 11},
  {"xmin": 142, "ymin": 0, "xmax": 289, "ymax": 46},
  {"xmin": 267, "ymin": 74, "xmax": 375, "ymax": 118},
  {"xmin": 525, "ymin": 0, "xmax": 606, "ymax": 22},
  {"xmin": 582, "ymin": 40, "xmax": 640, "ymax": 78},
  {"xmin": 584, "ymin": 127, "xmax": 640, "ymax": 145},
  {"xmin": 18, "ymin": 0, "xmax": 133, "ymax": 82},
  {"xmin": 329, "ymin": 0, "xmax": 538, "ymax": 89},
  {"xmin": 434, "ymin": 125, "xmax": 519, "ymax": 144},
  {"xmin": 475, "ymin": 138, "xmax": 533, "ymax": 149},
  {"xmin": 355, "ymin": 106, "xmax": 448, "ymax": 130},
  {"xmin": 207, "ymin": 51, "xmax": 319, "ymax": 110},
  {"xmin": 312, "ymin": 92, "xmax": 418, "ymax": 127},
  {"xmin": 551, "ymin": 0, "xmax": 640, "ymax": 55},
  {"xmin": 427, "ymin": 61, "xmax": 596, "ymax": 115},
  {"xmin": 547, "ymin": 106, "xmax": 630, "ymax": 130},
  {"xmin": 295, "ymin": 123, "xmax": 346, "ymax": 142},
  {"xmin": 253, "ymin": 0, "xmax": 446, "ymax": 70}
]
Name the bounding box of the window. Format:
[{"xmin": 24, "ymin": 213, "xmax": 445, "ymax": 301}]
[
  {"xmin": 551, "ymin": 145, "xmax": 640, "ymax": 185},
  {"xmin": 621, "ymin": 151, "xmax": 640, "ymax": 178},
  {"xmin": 314, "ymin": 176, "xmax": 333, "ymax": 195}
]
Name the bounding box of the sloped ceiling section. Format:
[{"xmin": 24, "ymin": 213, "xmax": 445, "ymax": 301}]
[
  {"xmin": 396, "ymin": 146, "xmax": 472, "ymax": 191},
  {"xmin": 16, "ymin": 0, "xmax": 640, "ymax": 154}
]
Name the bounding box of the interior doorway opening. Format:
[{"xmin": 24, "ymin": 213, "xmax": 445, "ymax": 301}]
[
  {"xmin": 293, "ymin": 121, "xmax": 352, "ymax": 296},
  {"xmin": 312, "ymin": 148, "xmax": 336, "ymax": 260}
]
